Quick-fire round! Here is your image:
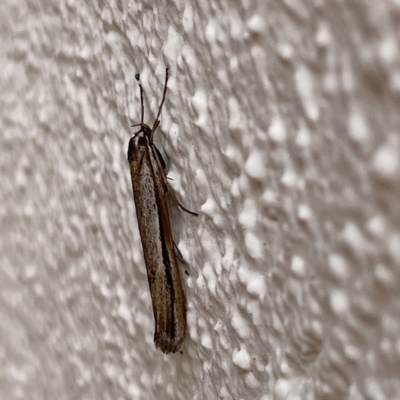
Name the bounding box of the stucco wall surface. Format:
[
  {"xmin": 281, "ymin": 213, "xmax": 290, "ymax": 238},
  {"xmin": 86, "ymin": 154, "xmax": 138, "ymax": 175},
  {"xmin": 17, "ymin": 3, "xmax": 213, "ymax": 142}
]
[{"xmin": 1, "ymin": 0, "xmax": 400, "ymax": 399}]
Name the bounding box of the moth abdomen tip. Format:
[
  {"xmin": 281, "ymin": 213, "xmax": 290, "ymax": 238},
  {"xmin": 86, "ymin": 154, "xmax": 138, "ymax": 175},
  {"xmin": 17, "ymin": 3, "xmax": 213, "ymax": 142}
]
[{"xmin": 154, "ymin": 333, "xmax": 184, "ymax": 354}]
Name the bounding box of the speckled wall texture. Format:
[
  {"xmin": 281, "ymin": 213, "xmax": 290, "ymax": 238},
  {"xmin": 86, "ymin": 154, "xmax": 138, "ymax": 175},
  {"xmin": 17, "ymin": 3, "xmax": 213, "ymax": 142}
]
[{"xmin": 1, "ymin": 0, "xmax": 400, "ymax": 399}]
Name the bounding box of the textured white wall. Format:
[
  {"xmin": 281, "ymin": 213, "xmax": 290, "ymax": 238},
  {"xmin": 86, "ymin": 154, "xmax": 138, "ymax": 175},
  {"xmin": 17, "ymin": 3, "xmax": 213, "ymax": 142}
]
[{"xmin": 1, "ymin": 0, "xmax": 400, "ymax": 399}]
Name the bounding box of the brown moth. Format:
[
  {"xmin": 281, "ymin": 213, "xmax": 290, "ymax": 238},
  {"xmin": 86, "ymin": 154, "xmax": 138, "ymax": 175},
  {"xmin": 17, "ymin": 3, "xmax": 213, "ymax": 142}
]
[{"xmin": 127, "ymin": 68, "xmax": 197, "ymax": 354}]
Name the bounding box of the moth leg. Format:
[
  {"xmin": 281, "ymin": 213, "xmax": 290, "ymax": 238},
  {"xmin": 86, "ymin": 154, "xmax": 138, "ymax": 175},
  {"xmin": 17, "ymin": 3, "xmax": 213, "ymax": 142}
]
[
  {"xmin": 151, "ymin": 144, "xmax": 198, "ymax": 216},
  {"xmin": 174, "ymin": 242, "xmax": 186, "ymax": 264},
  {"xmin": 167, "ymin": 186, "xmax": 198, "ymax": 216},
  {"xmin": 174, "ymin": 243, "xmax": 190, "ymax": 276}
]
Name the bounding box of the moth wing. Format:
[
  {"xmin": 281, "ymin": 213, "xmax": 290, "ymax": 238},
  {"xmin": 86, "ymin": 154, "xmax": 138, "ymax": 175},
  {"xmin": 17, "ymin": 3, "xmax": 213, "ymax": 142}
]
[{"xmin": 129, "ymin": 141, "xmax": 186, "ymax": 354}]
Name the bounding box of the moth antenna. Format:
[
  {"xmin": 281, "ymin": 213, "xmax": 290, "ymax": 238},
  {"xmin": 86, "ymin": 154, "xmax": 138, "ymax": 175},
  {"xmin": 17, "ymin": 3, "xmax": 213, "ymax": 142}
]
[
  {"xmin": 152, "ymin": 120, "xmax": 161, "ymax": 134},
  {"xmin": 151, "ymin": 68, "xmax": 169, "ymax": 140},
  {"xmin": 135, "ymin": 73, "xmax": 144, "ymax": 125}
]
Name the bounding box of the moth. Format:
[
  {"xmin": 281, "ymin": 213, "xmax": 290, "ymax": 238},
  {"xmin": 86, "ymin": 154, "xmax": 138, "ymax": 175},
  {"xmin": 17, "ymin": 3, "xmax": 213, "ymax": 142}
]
[{"xmin": 127, "ymin": 68, "xmax": 197, "ymax": 354}]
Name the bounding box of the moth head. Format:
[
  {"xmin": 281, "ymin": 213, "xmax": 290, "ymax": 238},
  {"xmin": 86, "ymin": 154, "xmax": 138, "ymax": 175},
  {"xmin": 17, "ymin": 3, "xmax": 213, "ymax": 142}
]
[{"xmin": 127, "ymin": 124, "xmax": 152, "ymax": 162}]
